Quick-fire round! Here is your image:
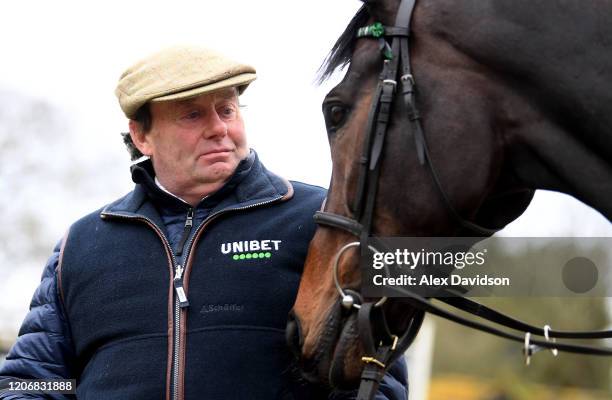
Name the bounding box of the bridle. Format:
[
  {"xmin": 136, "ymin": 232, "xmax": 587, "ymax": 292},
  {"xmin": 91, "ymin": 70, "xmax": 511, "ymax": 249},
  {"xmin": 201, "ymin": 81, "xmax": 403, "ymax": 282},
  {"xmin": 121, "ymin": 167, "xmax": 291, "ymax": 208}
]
[{"xmin": 312, "ymin": 0, "xmax": 612, "ymax": 399}]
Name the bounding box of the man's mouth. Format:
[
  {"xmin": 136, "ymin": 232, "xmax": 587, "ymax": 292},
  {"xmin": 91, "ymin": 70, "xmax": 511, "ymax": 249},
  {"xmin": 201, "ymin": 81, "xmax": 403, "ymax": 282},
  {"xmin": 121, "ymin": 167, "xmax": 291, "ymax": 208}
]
[{"xmin": 198, "ymin": 149, "xmax": 233, "ymax": 159}]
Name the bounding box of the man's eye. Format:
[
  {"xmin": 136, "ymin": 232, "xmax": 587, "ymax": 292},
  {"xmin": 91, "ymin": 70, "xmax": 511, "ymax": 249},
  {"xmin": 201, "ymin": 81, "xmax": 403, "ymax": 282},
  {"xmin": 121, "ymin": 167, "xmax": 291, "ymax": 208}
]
[
  {"xmin": 183, "ymin": 111, "xmax": 201, "ymax": 120},
  {"xmin": 219, "ymin": 105, "xmax": 236, "ymax": 116}
]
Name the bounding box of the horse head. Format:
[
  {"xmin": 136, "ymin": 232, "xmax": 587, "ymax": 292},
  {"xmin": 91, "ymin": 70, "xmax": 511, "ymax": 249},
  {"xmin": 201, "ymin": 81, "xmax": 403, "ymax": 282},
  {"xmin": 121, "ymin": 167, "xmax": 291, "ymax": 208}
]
[{"xmin": 288, "ymin": 0, "xmax": 612, "ymax": 388}]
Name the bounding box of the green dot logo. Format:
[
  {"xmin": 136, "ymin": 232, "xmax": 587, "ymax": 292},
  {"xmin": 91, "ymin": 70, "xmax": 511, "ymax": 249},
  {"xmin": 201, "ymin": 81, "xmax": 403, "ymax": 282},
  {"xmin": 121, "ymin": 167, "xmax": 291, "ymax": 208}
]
[{"xmin": 230, "ymin": 252, "xmax": 273, "ymax": 261}]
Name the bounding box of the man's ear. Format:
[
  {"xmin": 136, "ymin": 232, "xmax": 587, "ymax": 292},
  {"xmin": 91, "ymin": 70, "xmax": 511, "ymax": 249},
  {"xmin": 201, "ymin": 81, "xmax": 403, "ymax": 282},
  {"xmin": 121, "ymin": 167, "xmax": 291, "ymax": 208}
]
[{"xmin": 129, "ymin": 120, "xmax": 153, "ymax": 156}]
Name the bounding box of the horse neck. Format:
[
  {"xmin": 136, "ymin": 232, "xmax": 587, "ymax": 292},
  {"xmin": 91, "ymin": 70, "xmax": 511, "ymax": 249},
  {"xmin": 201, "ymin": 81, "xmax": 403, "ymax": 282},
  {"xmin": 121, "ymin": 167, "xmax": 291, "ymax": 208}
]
[
  {"xmin": 422, "ymin": 0, "xmax": 612, "ymax": 221},
  {"xmin": 507, "ymin": 119, "xmax": 612, "ymax": 221}
]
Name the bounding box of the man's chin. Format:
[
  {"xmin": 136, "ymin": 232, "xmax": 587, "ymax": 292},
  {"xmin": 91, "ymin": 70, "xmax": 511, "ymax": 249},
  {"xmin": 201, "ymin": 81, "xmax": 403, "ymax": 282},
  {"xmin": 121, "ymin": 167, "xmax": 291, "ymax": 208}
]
[{"xmin": 194, "ymin": 163, "xmax": 236, "ymax": 185}]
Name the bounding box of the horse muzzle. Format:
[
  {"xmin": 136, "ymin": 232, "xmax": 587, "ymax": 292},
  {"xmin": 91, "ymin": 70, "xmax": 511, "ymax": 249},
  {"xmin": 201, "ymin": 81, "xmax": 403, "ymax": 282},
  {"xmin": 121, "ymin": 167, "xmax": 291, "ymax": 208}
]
[
  {"xmin": 286, "ymin": 301, "xmax": 366, "ymax": 389},
  {"xmin": 286, "ymin": 309, "xmax": 303, "ymax": 360}
]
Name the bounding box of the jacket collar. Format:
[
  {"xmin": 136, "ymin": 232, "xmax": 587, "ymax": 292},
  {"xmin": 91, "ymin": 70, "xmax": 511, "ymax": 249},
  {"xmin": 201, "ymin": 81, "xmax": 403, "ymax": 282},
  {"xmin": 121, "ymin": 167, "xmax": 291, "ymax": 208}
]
[{"xmin": 102, "ymin": 150, "xmax": 293, "ymax": 219}]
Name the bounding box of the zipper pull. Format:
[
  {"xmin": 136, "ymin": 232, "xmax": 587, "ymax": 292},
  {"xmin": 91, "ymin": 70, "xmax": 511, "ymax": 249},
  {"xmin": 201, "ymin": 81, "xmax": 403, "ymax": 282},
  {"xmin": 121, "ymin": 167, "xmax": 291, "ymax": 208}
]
[
  {"xmin": 175, "ymin": 208, "xmax": 195, "ymax": 257},
  {"xmin": 174, "ymin": 264, "xmax": 190, "ymax": 308}
]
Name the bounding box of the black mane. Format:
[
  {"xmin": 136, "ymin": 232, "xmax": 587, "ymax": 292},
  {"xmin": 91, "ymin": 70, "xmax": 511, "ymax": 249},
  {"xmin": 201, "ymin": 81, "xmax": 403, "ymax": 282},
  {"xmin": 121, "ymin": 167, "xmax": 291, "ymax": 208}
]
[{"xmin": 317, "ymin": 5, "xmax": 370, "ymax": 83}]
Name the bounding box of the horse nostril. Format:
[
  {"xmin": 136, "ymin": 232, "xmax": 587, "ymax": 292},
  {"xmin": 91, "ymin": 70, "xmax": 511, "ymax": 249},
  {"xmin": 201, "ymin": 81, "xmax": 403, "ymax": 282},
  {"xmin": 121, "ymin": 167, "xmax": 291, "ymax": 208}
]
[{"xmin": 286, "ymin": 310, "xmax": 303, "ymax": 359}]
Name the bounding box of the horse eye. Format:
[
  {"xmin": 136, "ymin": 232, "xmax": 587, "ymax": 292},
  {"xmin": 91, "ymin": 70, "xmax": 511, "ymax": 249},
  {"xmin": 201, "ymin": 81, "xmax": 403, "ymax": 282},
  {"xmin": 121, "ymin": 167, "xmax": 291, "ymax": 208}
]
[{"xmin": 323, "ymin": 104, "xmax": 349, "ymax": 133}]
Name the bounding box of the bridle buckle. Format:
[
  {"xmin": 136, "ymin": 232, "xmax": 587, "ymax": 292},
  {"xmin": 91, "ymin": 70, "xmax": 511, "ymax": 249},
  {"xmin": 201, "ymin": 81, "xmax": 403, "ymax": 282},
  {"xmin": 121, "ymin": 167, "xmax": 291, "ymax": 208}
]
[{"xmin": 361, "ymin": 356, "xmax": 386, "ymax": 369}]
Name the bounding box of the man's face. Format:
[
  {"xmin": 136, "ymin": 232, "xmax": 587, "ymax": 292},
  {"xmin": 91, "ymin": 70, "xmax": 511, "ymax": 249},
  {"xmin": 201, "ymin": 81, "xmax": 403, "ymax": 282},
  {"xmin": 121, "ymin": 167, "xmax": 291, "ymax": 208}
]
[{"xmin": 131, "ymin": 88, "xmax": 249, "ymax": 202}]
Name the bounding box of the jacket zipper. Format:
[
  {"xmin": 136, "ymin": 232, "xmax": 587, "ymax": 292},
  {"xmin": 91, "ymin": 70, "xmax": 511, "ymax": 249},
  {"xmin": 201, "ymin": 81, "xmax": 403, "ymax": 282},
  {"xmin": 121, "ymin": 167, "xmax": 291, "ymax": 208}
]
[
  {"xmin": 175, "ymin": 209, "xmax": 194, "ymax": 257},
  {"xmin": 171, "ymin": 207, "xmax": 194, "ymax": 400},
  {"xmin": 101, "ymin": 194, "xmax": 285, "ymax": 400},
  {"xmin": 174, "ymin": 208, "xmax": 194, "ymax": 308}
]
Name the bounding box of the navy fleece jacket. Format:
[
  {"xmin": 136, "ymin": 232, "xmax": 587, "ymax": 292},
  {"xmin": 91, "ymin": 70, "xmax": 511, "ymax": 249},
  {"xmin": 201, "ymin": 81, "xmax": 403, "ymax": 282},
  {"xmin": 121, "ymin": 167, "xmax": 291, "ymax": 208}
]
[{"xmin": 0, "ymin": 151, "xmax": 408, "ymax": 399}]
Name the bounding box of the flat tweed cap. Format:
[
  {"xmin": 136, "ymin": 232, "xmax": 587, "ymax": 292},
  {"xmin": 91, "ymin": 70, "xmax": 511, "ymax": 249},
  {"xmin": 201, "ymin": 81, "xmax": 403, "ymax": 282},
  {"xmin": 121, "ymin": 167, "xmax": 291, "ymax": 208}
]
[{"xmin": 116, "ymin": 46, "xmax": 257, "ymax": 119}]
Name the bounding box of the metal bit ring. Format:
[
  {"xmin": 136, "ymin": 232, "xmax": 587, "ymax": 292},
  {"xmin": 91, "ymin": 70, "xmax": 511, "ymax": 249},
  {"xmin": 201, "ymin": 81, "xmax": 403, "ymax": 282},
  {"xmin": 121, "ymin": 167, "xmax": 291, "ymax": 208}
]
[{"xmin": 332, "ymin": 241, "xmax": 387, "ymax": 309}]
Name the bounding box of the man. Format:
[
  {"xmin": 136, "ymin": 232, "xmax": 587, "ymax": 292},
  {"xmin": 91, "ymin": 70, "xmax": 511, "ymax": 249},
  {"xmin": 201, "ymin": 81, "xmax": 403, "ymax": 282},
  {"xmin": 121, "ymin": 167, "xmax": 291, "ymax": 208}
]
[{"xmin": 0, "ymin": 46, "xmax": 407, "ymax": 399}]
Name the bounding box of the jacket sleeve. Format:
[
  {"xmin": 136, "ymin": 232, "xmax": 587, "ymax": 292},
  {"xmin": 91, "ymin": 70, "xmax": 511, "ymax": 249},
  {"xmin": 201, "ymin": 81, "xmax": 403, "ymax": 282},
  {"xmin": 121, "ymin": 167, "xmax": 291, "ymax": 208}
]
[
  {"xmin": 374, "ymin": 357, "xmax": 408, "ymax": 400},
  {"xmin": 0, "ymin": 240, "xmax": 76, "ymax": 400},
  {"xmin": 329, "ymin": 356, "xmax": 408, "ymax": 400}
]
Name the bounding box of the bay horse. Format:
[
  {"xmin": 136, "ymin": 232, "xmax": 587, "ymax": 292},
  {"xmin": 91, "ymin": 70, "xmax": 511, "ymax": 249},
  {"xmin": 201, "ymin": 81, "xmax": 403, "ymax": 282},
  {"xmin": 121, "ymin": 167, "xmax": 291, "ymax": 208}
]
[{"xmin": 287, "ymin": 0, "xmax": 612, "ymax": 393}]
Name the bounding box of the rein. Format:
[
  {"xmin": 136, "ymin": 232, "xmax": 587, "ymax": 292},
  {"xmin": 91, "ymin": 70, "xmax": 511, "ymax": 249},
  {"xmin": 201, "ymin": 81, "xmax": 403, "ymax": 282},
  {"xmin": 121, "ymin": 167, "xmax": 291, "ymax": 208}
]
[{"xmin": 313, "ymin": 0, "xmax": 612, "ymax": 399}]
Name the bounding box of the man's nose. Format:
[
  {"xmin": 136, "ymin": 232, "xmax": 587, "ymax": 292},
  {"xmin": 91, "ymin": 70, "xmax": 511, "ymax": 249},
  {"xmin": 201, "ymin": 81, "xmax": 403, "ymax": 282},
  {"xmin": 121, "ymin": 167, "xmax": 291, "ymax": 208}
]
[{"xmin": 202, "ymin": 110, "xmax": 228, "ymax": 138}]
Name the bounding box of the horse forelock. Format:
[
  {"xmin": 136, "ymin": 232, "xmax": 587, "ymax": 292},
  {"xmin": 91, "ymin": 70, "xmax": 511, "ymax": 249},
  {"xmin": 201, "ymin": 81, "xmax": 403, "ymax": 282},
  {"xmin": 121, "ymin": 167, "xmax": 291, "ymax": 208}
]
[{"xmin": 317, "ymin": 5, "xmax": 370, "ymax": 84}]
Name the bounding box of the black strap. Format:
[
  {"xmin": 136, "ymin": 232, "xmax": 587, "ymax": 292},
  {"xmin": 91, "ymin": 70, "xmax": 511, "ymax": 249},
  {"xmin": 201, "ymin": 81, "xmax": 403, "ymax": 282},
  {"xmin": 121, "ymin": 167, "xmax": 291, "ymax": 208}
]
[
  {"xmin": 314, "ymin": 211, "xmax": 364, "ymax": 237},
  {"xmin": 439, "ymin": 296, "xmax": 612, "ymax": 339},
  {"xmin": 356, "ymin": 303, "xmax": 394, "ymax": 400},
  {"xmin": 383, "ymin": 26, "xmax": 410, "ymax": 36},
  {"xmin": 418, "ymin": 127, "xmax": 500, "ymax": 235},
  {"xmin": 393, "ymin": 289, "xmax": 612, "ymax": 355},
  {"xmin": 353, "ymin": 83, "xmax": 384, "ymax": 220},
  {"xmin": 358, "ymin": 303, "xmax": 380, "ymax": 355},
  {"xmin": 398, "ymin": 35, "xmax": 426, "ymax": 165},
  {"xmin": 368, "ymin": 80, "xmax": 396, "ymax": 171},
  {"xmin": 395, "ymin": 0, "xmax": 416, "ymax": 27},
  {"xmin": 356, "ymin": 345, "xmax": 392, "ymax": 400},
  {"xmin": 360, "ymin": 80, "xmax": 396, "ymax": 240},
  {"xmin": 359, "ymin": 9, "xmax": 407, "ymax": 241},
  {"xmin": 356, "ymin": 302, "xmax": 425, "ymax": 400}
]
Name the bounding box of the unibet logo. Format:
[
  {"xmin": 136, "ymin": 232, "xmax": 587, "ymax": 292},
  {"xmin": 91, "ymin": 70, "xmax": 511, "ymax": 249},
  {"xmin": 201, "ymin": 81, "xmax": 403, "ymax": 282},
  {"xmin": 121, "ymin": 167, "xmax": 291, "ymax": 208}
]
[{"xmin": 221, "ymin": 240, "xmax": 282, "ymax": 261}]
